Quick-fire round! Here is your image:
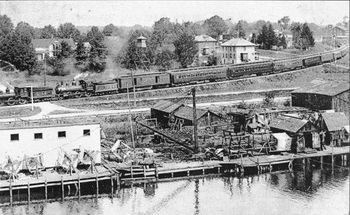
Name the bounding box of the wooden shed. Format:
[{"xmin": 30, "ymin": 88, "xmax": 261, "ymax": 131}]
[
  {"xmin": 291, "ymin": 81, "xmax": 350, "ymax": 115},
  {"xmin": 320, "ymin": 112, "xmax": 349, "ymax": 146},
  {"xmin": 269, "ymin": 116, "xmax": 319, "ymax": 153},
  {"xmin": 150, "ymin": 100, "xmax": 223, "ymax": 129}
]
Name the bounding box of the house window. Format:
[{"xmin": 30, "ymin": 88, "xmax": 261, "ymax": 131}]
[
  {"xmin": 10, "ymin": 134, "xmax": 19, "ymax": 141},
  {"xmin": 34, "ymin": 133, "xmax": 43, "ymax": 139},
  {"xmin": 58, "ymin": 131, "xmax": 66, "ymax": 138},
  {"xmin": 83, "ymin": 129, "xmax": 91, "ymax": 136}
]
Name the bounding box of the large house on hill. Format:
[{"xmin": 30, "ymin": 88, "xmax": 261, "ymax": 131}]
[{"xmin": 32, "ymin": 38, "xmax": 76, "ymax": 61}]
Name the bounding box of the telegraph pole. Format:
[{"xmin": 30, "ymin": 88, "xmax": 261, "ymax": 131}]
[{"xmin": 192, "ymin": 87, "xmax": 198, "ymax": 153}]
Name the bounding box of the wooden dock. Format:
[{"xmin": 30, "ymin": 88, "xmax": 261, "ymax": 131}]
[
  {"xmin": 220, "ymin": 146, "xmax": 350, "ymax": 175},
  {"xmin": 0, "ymin": 146, "xmax": 348, "ymax": 206}
]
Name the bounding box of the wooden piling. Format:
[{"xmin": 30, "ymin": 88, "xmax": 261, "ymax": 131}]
[
  {"xmin": 61, "ymin": 176, "xmax": 64, "ymax": 201},
  {"xmin": 143, "ymin": 166, "xmax": 146, "ymax": 179},
  {"xmin": 78, "ymin": 174, "xmax": 81, "ymax": 199},
  {"xmin": 202, "ymin": 168, "xmax": 205, "ymax": 175},
  {"xmin": 110, "ymin": 175, "xmax": 114, "ymax": 197},
  {"xmin": 320, "ymin": 156, "xmax": 323, "ymax": 170},
  {"xmin": 187, "ymin": 170, "xmax": 190, "ymax": 177},
  {"xmin": 27, "ymin": 182, "xmax": 30, "ymax": 204},
  {"xmin": 44, "ymin": 179, "xmax": 48, "ymax": 201},
  {"xmin": 171, "ymin": 172, "xmax": 174, "ymax": 178},
  {"xmin": 96, "ymin": 175, "xmax": 99, "ymax": 198},
  {"xmin": 9, "ymin": 179, "xmax": 13, "ymax": 206},
  {"xmin": 217, "ymin": 166, "xmax": 221, "ymax": 174},
  {"xmin": 130, "ymin": 167, "xmax": 134, "ymax": 178},
  {"xmin": 116, "ymin": 173, "xmax": 121, "ymax": 188},
  {"xmin": 155, "ymin": 166, "xmax": 159, "ymax": 180}
]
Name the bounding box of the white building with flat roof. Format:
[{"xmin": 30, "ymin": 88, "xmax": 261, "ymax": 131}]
[{"xmin": 0, "ymin": 119, "xmax": 101, "ymax": 168}]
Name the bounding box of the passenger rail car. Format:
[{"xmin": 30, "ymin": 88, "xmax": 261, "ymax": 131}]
[{"xmin": 0, "ymin": 46, "xmax": 348, "ymax": 106}]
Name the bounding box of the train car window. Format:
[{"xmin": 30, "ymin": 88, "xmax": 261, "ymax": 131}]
[
  {"xmin": 155, "ymin": 76, "xmax": 160, "ymax": 83},
  {"xmin": 134, "ymin": 78, "xmax": 137, "ymax": 86}
]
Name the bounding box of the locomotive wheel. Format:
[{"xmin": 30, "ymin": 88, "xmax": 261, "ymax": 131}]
[
  {"xmin": 18, "ymin": 98, "xmax": 27, "ymax": 105},
  {"xmin": 6, "ymin": 98, "xmax": 16, "ymax": 105},
  {"xmin": 74, "ymin": 92, "xmax": 82, "ymax": 98}
]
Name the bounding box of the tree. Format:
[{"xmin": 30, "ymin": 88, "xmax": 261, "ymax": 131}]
[
  {"xmin": 86, "ymin": 26, "xmax": 107, "ymax": 72},
  {"xmin": 235, "ymin": 20, "xmax": 247, "ymax": 38},
  {"xmin": 291, "ymin": 22, "xmax": 315, "ymax": 50},
  {"xmin": 257, "ymin": 24, "xmax": 277, "ymax": 49},
  {"xmin": 267, "ymin": 24, "xmax": 278, "ymax": 49},
  {"xmin": 173, "ymin": 32, "xmax": 198, "ymax": 68},
  {"xmin": 103, "ymin": 24, "xmax": 115, "ymax": 36},
  {"xmin": 15, "ymin": 22, "xmax": 35, "ymax": 43},
  {"xmin": 150, "ymin": 17, "xmax": 174, "ymax": 50},
  {"xmin": 278, "ymin": 16, "xmax": 290, "ymax": 31},
  {"xmin": 250, "ymin": 33, "xmax": 257, "ymax": 44},
  {"xmin": 41, "ymin": 25, "xmax": 57, "ymax": 39},
  {"xmin": 203, "ymin": 15, "xmax": 228, "ymax": 39},
  {"xmin": 0, "ymin": 15, "xmax": 14, "ymax": 39},
  {"xmin": 155, "ymin": 49, "xmax": 174, "ymax": 70},
  {"xmin": 0, "ymin": 32, "xmax": 36, "ymax": 72},
  {"xmin": 278, "ymin": 35, "xmax": 287, "ymax": 49},
  {"xmin": 118, "ymin": 29, "xmax": 154, "ymax": 70},
  {"xmin": 300, "ymin": 23, "xmax": 315, "ymax": 50},
  {"xmin": 57, "ymin": 23, "xmax": 80, "ymax": 41}
]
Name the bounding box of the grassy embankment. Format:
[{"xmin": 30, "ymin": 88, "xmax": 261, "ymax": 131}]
[{"xmin": 0, "ymin": 106, "xmax": 41, "ymax": 119}]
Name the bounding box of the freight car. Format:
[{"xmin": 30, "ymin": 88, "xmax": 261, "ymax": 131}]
[
  {"xmin": 321, "ymin": 52, "xmax": 335, "ymax": 63},
  {"xmin": 7, "ymin": 86, "xmax": 55, "ymax": 105},
  {"xmin": 116, "ymin": 72, "xmax": 170, "ymax": 91},
  {"xmin": 302, "ymin": 55, "xmax": 322, "ymax": 67}
]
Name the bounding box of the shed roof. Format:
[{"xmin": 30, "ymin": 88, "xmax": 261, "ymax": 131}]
[
  {"xmin": 152, "ymin": 100, "xmax": 183, "ymax": 114},
  {"xmin": 322, "ymin": 112, "xmax": 349, "ymax": 132},
  {"xmin": 195, "ymin": 35, "xmax": 217, "ymax": 42},
  {"xmin": 221, "ymin": 38, "xmax": 255, "ymax": 47},
  {"xmin": 292, "ymin": 81, "xmax": 349, "ymax": 96},
  {"xmin": 174, "ymin": 106, "xmax": 208, "ymax": 121},
  {"xmin": 269, "ymin": 116, "xmax": 308, "ymax": 133},
  {"xmin": 32, "ymin": 38, "xmax": 76, "ymax": 49}
]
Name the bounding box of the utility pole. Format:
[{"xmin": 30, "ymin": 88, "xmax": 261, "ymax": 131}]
[
  {"xmin": 44, "ymin": 54, "xmax": 47, "ymax": 86},
  {"xmin": 192, "ymin": 87, "xmax": 198, "ymax": 153},
  {"xmin": 127, "ymin": 84, "xmax": 135, "ymax": 150}
]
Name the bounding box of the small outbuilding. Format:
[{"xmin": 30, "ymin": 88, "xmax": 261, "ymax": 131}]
[
  {"xmin": 320, "ymin": 112, "xmax": 349, "ymax": 146},
  {"xmin": 269, "ymin": 116, "xmax": 319, "ymax": 152},
  {"xmin": 150, "ymin": 100, "xmax": 223, "ymax": 129},
  {"xmin": 291, "ymin": 81, "xmax": 350, "ymax": 115}
]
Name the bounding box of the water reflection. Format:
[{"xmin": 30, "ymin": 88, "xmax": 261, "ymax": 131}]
[{"xmin": 1, "ymin": 168, "xmax": 349, "ymax": 215}]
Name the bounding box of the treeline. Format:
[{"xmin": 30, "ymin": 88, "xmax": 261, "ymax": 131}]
[
  {"xmin": 0, "ymin": 13, "xmax": 321, "ymax": 73},
  {"xmin": 0, "ymin": 14, "xmax": 107, "ymax": 74}
]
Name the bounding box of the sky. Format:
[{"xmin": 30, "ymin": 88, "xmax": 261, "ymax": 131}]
[{"xmin": 0, "ymin": 1, "xmax": 349, "ymax": 28}]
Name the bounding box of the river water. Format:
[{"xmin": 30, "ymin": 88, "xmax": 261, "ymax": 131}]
[{"xmin": 1, "ymin": 168, "xmax": 349, "ymax": 215}]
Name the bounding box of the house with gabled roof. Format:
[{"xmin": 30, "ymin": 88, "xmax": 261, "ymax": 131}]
[
  {"xmin": 320, "ymin": 112, "xmax": 349, "ymax": 146},
  {"xmin": 32, "ymin": 38, "xmax": 76, "ymax": 61}
]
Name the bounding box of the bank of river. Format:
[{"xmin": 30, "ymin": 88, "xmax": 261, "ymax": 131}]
[{"xmin": 0, "ymin": 167, "xmax": 348, "ymax": 215}]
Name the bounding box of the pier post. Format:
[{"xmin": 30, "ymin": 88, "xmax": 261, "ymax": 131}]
[
  {"xmin": 96, "ymin": 175, "xmax": 99, "ymax": 198},
  {"xmin": 130, "ymin": 167, "xmax": 134, "ymax": 179},
  {"xmin": 269, "ymin": 163, "xmax": 272, "ymax": 173},
  {"xmin": 187, "ymin": 170, "xmax": 190, "ymax": 177},
  {"xmin": 155, "ymin": 166, "xmax": 159, "ymax": 180},
  {"xmin": 171, "ymin": 172, "xmax": 174, "ymax": 178},
  {"xmin": 202, "ymin": 168, "xmax": 205, "ymax": 175},
  {"xmin": 143, "ymin": 166, "xmax": 146, "ymax": 179},
  {"xmin": 27, "ymin": 182, "xmax": 30, "ymax": 204},
  {"xmin": 257, "ymin": 158, "xmax": 260, "ymax": 174},
  {"xmin": 45, "ymin": 179, "xmax": 48, "ymax": 201},
  {"xmin": 78, "ymin": 174, "xmax": 81, "ymax": 199},
  {"xmin": 116, "ymin": 173, "xmax": 121, "ymax": 188},
  {"xmin": 9, "ymin": 179, "xmax": 13, "ymax": 206},
  {"xmin": 110, "ymin": 175, "xmax": 114, "ymax": 197},
  {"xmin": 320, "ymin": 156, "xmax": 323, "ymax": 170},
  {"xmin": 218, "ymin": 166, "xmax": 221, "ymax": 174},
  {"xmin": 61, "ymin": 176, "xmax": 64, "ymax": 201}
]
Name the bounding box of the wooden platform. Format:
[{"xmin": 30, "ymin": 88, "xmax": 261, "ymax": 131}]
[{"xmin": 220, "ymin": 146, "xmax": 350, "ymax": 170}]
